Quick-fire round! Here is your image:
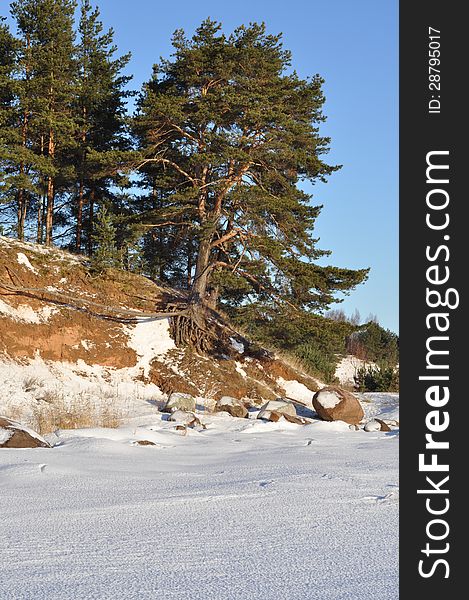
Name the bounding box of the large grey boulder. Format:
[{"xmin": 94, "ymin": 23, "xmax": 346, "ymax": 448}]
[{"xmin": 162, "ymin": 392, "xmax": 196, "ymax": 413}]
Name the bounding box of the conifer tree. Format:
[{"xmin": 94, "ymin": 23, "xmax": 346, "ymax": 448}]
[
  {"xmin": 10, "ymin": 0, "xmax": 78, "ymax": 245},
  {"xmin": 134, "ymin": 20, "xmax": 369, "ymax": 347},
  {"xmin": 74, "ymin": 0, "xmax": 132, "ymax": 254},
  {"xmin": 90, "ymin": 204, "xmax": 119, "ymax": 272},
  {"xmin": 0, "ymin": 18, "xmax": 19, "ymax": 234}
]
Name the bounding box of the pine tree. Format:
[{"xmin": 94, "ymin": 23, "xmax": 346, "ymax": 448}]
[
  {"xmin": 90, "ymin": 204, "xmax": 119, "ymax": 272},
  {"xmin": 134, "ymin": 20, "xmax": 369, "ymax": 348},
  {"xmin": 74, "ymin": 0, "xmax": 132, "ymax": 254},
  {"xmin": 10, "ymin": 0, "xmax": 78, "ymax": 245},
  {"xmin": 0, "ymin": 17, "xmax": 19, "ymax": 235},
  {"xmin": 0, "ymin": 14, "xmax": 42, "ymax": 240}
]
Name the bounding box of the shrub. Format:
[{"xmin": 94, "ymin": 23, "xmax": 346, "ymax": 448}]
[
  {"xmin": 294, "ymin": 343, "xmax": 337, "ymax": 383},
  {"xmin": 348, "ymin": 322, "xmax": 399, "ymax": 365},
  {"xmin": 354, "ymin": 365, "xmax": 399, "ymax": 392}
]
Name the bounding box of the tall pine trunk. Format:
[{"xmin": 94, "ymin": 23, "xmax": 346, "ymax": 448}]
[
  {"xmin": 76, "ymin": 176, "xmax": 84, "ymax": 252},
  {"xmin": 76, "ymin": 107, "xmax": 87, "ymax": 252},
  {"xmin": 171, "ymin": 235, "xmax": 215, "ymax": 352},
  {"xmin": 17, "ymin": 35, "xmax": 31, "ymax": 242},
  {"xmin": 190, "ymin": 237, "xmax": 212, "ymax": 304},
  {"xmin": 17, "ymin": 122, "xmax": 27, "ymax": 240},
  {"xmin": 17, "ymin": 186, "xmax": 26, "ymax": 241},
  {"xmin": 44, "ymin": 128, "xmax": 55, "ymax": 246},
  {"xmin": 87, "ymin": 188, "xmax": 95, "ymax": 256},
  {"xmin": 36, "ymin": 195, "xmax": 44, "ymax": 243}
]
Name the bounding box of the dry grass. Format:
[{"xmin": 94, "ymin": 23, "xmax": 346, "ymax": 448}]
[
  {"xmin": 275, "ymin": 351, "xmax": 313, "ymax": 376},
  {"xmin": 22, "ymin": 375, "xmax": 44, "ymax": 392},
  {"xmin": 31, "ymin": 389, "xmax": 123, "ymax": 435}
]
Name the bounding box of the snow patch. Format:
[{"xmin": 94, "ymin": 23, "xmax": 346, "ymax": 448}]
[
  {"xmin": 16, "ymin": 252, "xmax": 38, "ymax": 274},
  {"xmin": 360, "ymin": 392, "xmax": 400, "ymax": 423},
  {"xmin": 230, "ymin": 338, "xmax": 245, "ymax": 354},
  {"xmin": 277, "ymin": 377, "xmax": 314, "ymax": 405},
  {"xmin": 80, "ymin": 340, "xmax": 95, "ymax": 351},
  {"xmin": 0, "ymin": 299, "xmax": 58, "ymax": 323},
  {"xmin": 0, "ymin": 428, "xmax": 13, "ymax": 445},
  {"xmin": 335, "ymin": 355, "xmax": 375, "ymax": 385},
  {"xmin": 316, "ymin": 390, "xmax": 342, "ymax": 409},
  {"xmin": 235, "ymin": 362, "xmax": 248, "ymax": 378},
  {"xmin": 125, "ymin": 318, "xmax": 175, "ymax": 377},
  {"xmin": 0, "ymin": 355, "xmax": 165, "ymax": 429},
  {"xmin": 0, "ymin": 397, "xmax": 399, "ymax": 599}
]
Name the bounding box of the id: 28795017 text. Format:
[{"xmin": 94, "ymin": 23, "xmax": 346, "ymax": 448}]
[{"xmin": 428, "ymin": 27, "xmax": 441, "ymax": 114}]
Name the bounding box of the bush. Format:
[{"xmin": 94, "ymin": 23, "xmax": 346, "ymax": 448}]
[
  {"xmin": 229, "ymin": 305, "xmax": 356, "ymax": 382},
  {"xmin": 354, "ymin": 365, "xmax": 399, "ymax": 392},
  {"xmin": 293, "ymin": 342, "xmax": 338, "ymax": 383},
  {"xmin": 348, "ymin": 322, "xmax": 399, "ymax": 365}
]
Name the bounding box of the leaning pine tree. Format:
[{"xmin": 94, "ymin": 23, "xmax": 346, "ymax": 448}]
[{"xmin": 134, "ymin": 20, "xmax": 369, "ymax": 350}]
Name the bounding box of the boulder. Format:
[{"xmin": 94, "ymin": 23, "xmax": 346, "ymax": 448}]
[
  {"xmin": 0, "ymin": 417, "xmax": 50, "ymax": 448},
  {"xmin": 312, "ymin": 386, "xmax": 364, "ymax": 425},
  {"xmin": 381, "ymin": 418, "xmax": 399, "ymax": 428},
  {"xmin": 257, "ymin": 399, "xmax": 297, "ymax": 421},
  {"xmin": 364, "ymin": 420, "xmax": 381, "ymax": 432},
  {"xmin": 282, "ymin": 413, "xmax": 310, "ymax": 425},
  {"xmin": 215, "ymin": 396, "xmax": 248, "ymax": 418},
  {"xmin": 168, "ymin": 410, "xmax": 205, "ymax": 429},
  {"xmin": 162, "ymin": 392, "xmax": 196, "ymax": 413},
  {"xmin": 364, "ymin": 418, "xmax": 391, "ymax": 432},
  {"xmin": 375, "ymin": 418, "xmax": 392, "ymax": 432}
]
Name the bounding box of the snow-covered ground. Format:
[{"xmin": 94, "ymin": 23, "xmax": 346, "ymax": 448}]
[{"xmin": 0, "ymin": 395, "xmax": 398, "ymax": 600}]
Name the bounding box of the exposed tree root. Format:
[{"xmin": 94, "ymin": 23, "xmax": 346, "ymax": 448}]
[{"xmin": 170, "ymin": 304, "xmax": 216, "ymax": 354}]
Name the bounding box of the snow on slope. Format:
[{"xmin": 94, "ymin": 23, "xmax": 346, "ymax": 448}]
[
  {"xmin": 0, "ymin": 355, "xmax": 165, "ymax": 427},
  {"xmin": 335, "ymin": 355, "xmax": 375, "ymax": 386},
  {"xmin": 0, "ymin": 403, "xmax": 399, "ymax": 600},
  {"xmin": 17, "ymin": 251, "xmax": 38, "ymax": 273},
  {"xmin": 0, "ymin": 298, "xmax": 58, "ymax": 323},
  {"xmin": 0, "ymin": 318, "xmax": 177, "ymax": 425},
  {"xmin": 125, "ymin": 318, "xmax": 176, "ymax": 378}
]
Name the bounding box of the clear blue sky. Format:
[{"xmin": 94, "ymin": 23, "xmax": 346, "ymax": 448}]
[{"xmin": 8, "ymin": 0, "xmax": 399, "ymax": 332}]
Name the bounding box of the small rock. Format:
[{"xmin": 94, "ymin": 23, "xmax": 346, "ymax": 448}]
[
  {"xmin": 0, "ymin": 417, "xmax": 50, "ymax": 448},
  {"xmin": 162, "ymin": 392, "xmax": 196, "ymax": 413},
  {"xmin": 168, "ymin": 410, "xmax": 205, "ymax": 429},
  {"xmin": 313, "ymin": 386, "xmax": 364, "ymax": 425},
  {"xmin": 349, "ymin": 424, "xmax": 360, "ymax": 431},
  {"xmin": 382, "ymin": 419, "xmax": 399, "ymax": 428},
  {"xmin": 282, "ymin": 413, "xmax": 310, "ymax": 425},
  {"xmin": 135, "ymin": 440, "xmax": 157, "ymax": 446},
  {"xmin": 215, "ymin": 396, "xmax": 248, "ymax": 418},
  {"xmin": 375, "ymin": 418, "xmax": 392, "ymax": 432},
  {"xmin": 257, "ymin": 399, "xmax": 297, "ymax": 422},
  {"xmin": 364, "ymin": 420, "xmax": 382, "ymax": 432}
]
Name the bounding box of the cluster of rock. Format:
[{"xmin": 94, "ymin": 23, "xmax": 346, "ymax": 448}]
[
  {"xmin": 1, "ymin": 385, "xmax": 397, "ymax": 449},
  {"xmin": 159, "ymin": 393, "xmax": 205, "ymax": 435},
  {"xmin": 312, "ymin": 386, "xmax": 397, "ymax": 432},
  {"xmin": 161, "ymin": 386, "xmax": 398, "ymax": 432},
  {"xmin": 162, "ymin": 392, "xmax": 310, "ymax": 426}
]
